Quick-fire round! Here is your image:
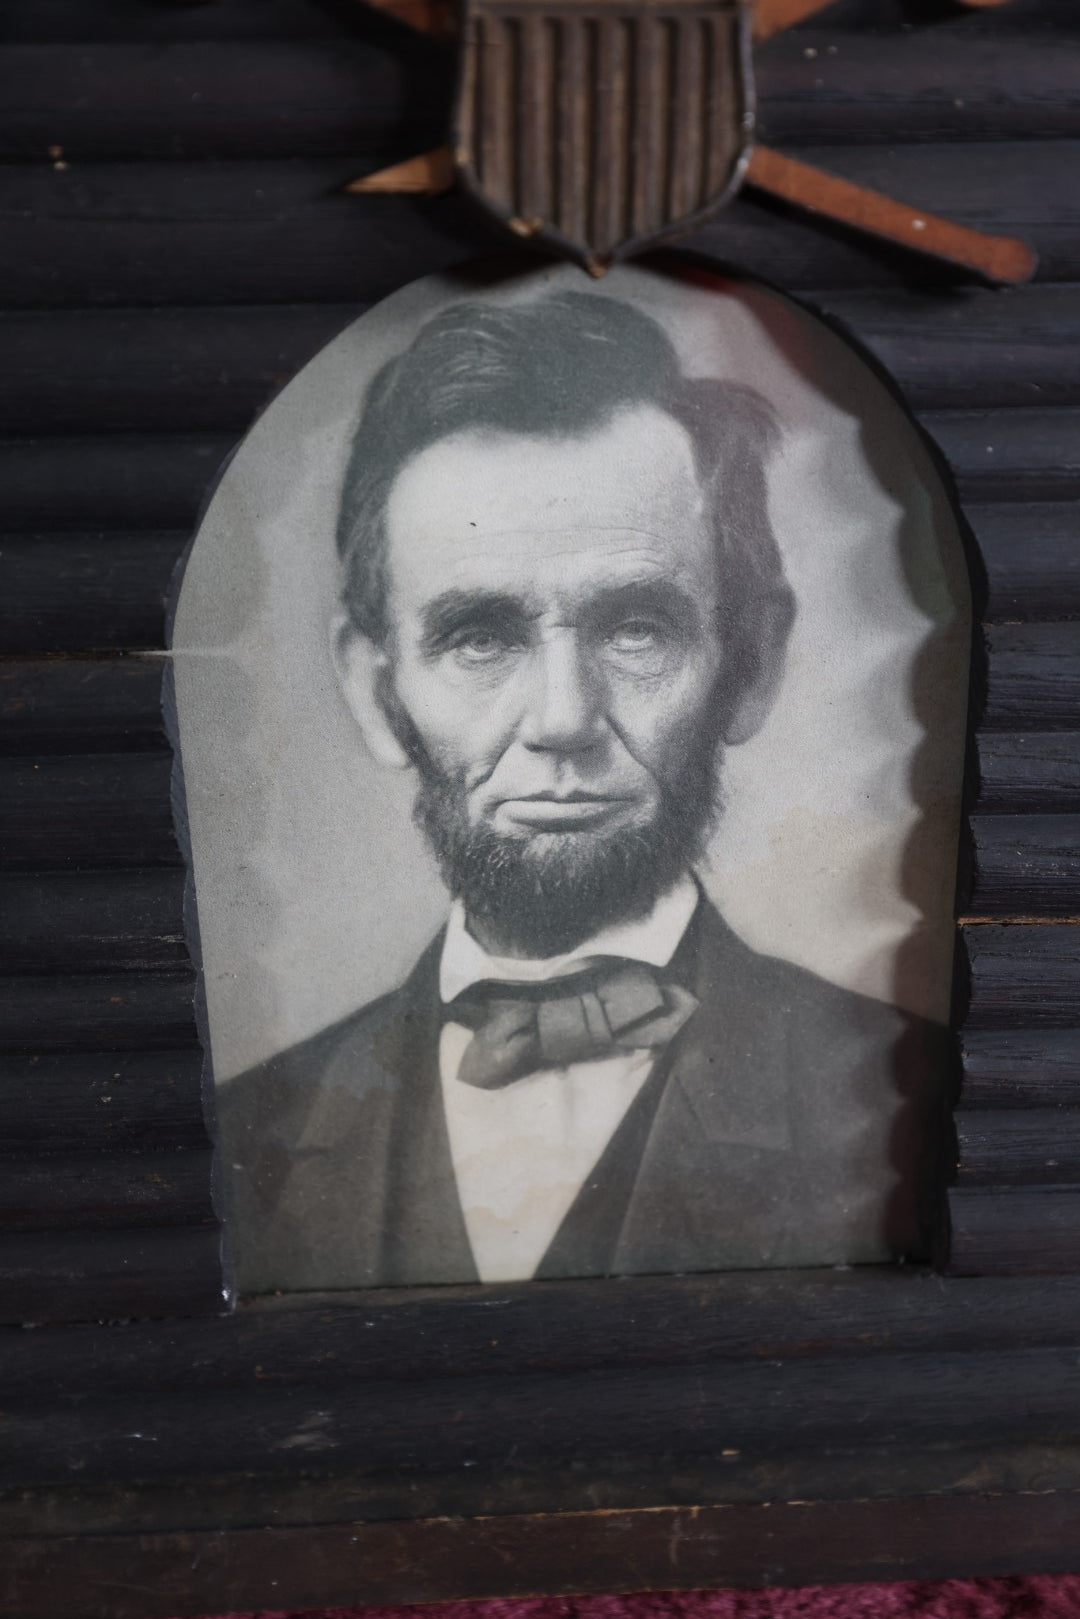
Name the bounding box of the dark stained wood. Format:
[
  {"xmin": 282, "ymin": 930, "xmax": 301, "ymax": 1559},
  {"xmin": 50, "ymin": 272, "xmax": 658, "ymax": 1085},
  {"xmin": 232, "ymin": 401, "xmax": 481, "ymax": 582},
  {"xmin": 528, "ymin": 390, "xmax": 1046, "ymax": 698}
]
[
  {"xmin": 964, "ymin": 921, "xmax": 1080, "ymax": 1028},
  {"xmin": 0, "ymin": 436, "xmax": 234, "ymax": 531},
  {"xmin": 0, "ymin": 755, "xmax": 180, "ymax": 870},
  {"xmin": 955, "ymin": 1108, "xmax": 1080, "ymax": 1183},
  {"xmin": 11, "ymin": 1493, "xmax": 1080, "ymax": 1619},
  {"xmin": 923, "ymin": 408, "xmax": 1080, "ymax": 502},
  {"xmin": 0, "ymin": 660, "xmax": 166, "ymax": 756},
  {"xmin": 975, "ymin": 732, "xmax": 1080, "ymax": 814},
  {"xmin": 982, "ymin": 624, "xmax": 1080, "ymax": 731},
  {"xmin": 0, "ymin": 1149, "xmax": 215, "ymax": 1234},
  {"xmin": 0, "ymin": 870, "xmax": 187, "ymax": 974},
  {"xmin": 9, "ymin": 291, "xmax": 1080, "ymax": 442},
  {"xmin": 1, "ymin": 143, "xmax": 1076, "ymax": 314},
  {"xmin": 962, "ymin": 1028, "xmax": 1080, "ymax": 1108},
  {"xmin": 0, "ymin": 973, "xmax": 197, "ymax": 1053},
  {"xmin": 0, "ymin": 41, "xmax": 454, "ymax": 164},
  {"xmin": 3, "ymin": 32, "xmax": 1076, "ymax": 167},
  {"xmin": 968, "ymin": 813, "xmax": 1080, "ymax": 917},
  {"xmin": 0, "ymin": 1226, "xmax": 223, "ymax": 1326},
  {"xmin": 6, "ymin": 1268, "xmax": 1080, "ymax": 1399},
  {"xmin": 971, "ymin": 503, "xmax": 1080, "ymax": 623},
  {"xmin": 949, "ymin": 1185, "xmax": 1080, "ymax": 1274},
  {"xmin": 0, "ymin": 1050, "xmax": 207, "ymax": 1155},
  {"xmin": 0, "ymin": 534, "xmax": 185, "ymax": 653}
]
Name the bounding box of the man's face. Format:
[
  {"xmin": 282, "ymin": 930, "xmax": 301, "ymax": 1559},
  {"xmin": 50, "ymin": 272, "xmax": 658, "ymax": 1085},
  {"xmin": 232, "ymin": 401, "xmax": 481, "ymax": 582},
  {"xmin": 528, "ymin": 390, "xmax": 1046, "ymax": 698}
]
[{"xmin": 373, "ymin": 403, "xmax": 728, "ymax": 953}]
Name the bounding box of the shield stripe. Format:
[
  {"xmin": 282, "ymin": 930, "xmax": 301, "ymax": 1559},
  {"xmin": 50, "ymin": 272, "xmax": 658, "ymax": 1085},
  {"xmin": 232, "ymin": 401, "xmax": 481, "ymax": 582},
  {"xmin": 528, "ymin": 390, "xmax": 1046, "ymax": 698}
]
[{"xmin": 457, "ymin": 0, "xmax": 749, "ymax": 266}]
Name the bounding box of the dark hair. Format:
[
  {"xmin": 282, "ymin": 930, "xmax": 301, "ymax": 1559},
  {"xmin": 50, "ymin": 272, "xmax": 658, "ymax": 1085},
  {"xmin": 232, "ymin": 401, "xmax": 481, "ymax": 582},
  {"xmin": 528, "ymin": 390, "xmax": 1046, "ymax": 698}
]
[{"xmin": 337, "ymin": 291, "xmax": 795, "ymax": 719}]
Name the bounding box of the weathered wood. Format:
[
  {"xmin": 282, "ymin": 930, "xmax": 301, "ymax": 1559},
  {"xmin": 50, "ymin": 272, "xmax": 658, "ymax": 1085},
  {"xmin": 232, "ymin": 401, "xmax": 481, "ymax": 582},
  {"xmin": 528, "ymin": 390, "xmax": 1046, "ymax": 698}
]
[
  {"xmin": 0, "ymin": 660, "xmax": 166, "ymax": 756},
  {"xmin": 0, "ymin": 1226, "xmax": 222, "ymax": 1326},
  {"xmin": 961, "ymin": 1028, "xmax": 1080, "ymax": 1108},
  {"xmin": 0, "ymin": 1149, "xmax": 215, "ymax": 1234},
  {"xmin": 955, "ymin": 1108, "xmax": 1080, "ymax": 1184},
  {"xmin": 1, "ymin": 143, "xmax": 1076, "ymax": 313},
  {"xmin": 982, "ymin": 624, "xmax": 1080, "ymax": 731},
  {"xmin": 0, "ymin": 41, "xmax": 454, "ymax": 164},
  {"xmin": 0, "ymin": 1049, "xmax": 207, "ymax": 1155},
  {"xmin": 0, "ymin": 755, "xmax": 180, "ymax": 870},
  {"xmin": 964, "ymin": 921, "xmax": 1080, "ymax": 1028},
  {"xmin": 0, "ymin": 973, "xmax": 197, "ymax": 1054},
  {"xmin": 7, "ymin": 1269, "xmax": 1080, "ymax": 1400},
  {"xmin": 975, "ymin": 732, "xmax": 1080, "ymax": 814},
  {"xmin": 0, "ymin": 534, "xmax": 185, "ymax": 653},
  {"xmin": 2, "ymin": 33, "xmax": 1075, "ymax": 166},
  {"xmin": 949, "ymin": 1185, "xmax": 1080, "ymax": 1274},
  {"xmin": 0, "ymin": 870, "xmax": 187, "ymax": 974},
  {"xmin": 969, "ymin": 503, "xmax": 1080, "ymax": 622},
  {"xmin": 923, "ymin": 408, "xmax": 1080, "ymax": 502},
  {"xmin": 968, "ymin": 813, "xmax": 1080, "ymax": 917},
  {"xmin": 9, "ymin": 292, "xmax": 1080, "ymax": 442},
  {"xmin": 11, "ymin": 1493, "xmax": 1080, "ymax": 1619},
  {"xmin": 0, "ymin": 437, "xmax": 234, "ymax": 531}
]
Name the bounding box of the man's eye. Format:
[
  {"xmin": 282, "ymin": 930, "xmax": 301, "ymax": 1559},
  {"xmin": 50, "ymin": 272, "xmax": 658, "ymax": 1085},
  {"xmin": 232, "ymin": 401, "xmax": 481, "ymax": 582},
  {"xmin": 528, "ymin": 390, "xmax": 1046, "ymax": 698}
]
[
  {"xmin": 608, "ymin": 619, "xmax": 662, "ymax": 652},
  {"xmin": 451, "ymin": 629, "xmax": 511, "ymax": 663}
]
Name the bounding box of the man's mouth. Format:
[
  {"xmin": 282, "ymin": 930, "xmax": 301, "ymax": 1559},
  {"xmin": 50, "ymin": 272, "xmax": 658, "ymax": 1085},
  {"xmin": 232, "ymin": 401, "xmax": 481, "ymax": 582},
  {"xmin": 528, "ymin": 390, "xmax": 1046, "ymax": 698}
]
[{"xmin": 495, "ymin": 792, "xmax": 635, "ymax": 830}]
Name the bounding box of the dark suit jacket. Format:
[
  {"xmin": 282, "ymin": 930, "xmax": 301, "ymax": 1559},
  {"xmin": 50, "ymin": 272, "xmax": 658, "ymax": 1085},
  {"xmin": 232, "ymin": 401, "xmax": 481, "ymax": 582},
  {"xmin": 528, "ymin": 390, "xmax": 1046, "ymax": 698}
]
[{"xmin": 216, "ymin": 900, "xmax": 945, "ymax": 1293}]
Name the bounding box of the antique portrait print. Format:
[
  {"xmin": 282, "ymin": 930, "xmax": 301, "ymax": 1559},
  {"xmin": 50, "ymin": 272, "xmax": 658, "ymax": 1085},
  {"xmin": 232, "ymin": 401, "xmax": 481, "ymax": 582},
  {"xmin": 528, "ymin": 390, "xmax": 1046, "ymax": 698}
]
[{"xmin": 169, "ymin": 262, "xmax": 970, "ymax": 1294}]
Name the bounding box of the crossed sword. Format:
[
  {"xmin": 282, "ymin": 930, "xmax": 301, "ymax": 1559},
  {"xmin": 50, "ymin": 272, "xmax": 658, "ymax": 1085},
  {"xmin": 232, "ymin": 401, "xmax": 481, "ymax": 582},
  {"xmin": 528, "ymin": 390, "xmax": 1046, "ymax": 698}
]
[{"xmin": 349, "ymin": 0, "xmax": 1036, "ymax": 286}]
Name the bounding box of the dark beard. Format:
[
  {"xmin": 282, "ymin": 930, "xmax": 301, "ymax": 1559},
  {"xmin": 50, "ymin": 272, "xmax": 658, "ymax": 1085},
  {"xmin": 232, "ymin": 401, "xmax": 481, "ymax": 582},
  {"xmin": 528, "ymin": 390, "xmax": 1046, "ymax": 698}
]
[{"xmin": 405, "ymin": 731, "xmax": 723, "ymax": 959}]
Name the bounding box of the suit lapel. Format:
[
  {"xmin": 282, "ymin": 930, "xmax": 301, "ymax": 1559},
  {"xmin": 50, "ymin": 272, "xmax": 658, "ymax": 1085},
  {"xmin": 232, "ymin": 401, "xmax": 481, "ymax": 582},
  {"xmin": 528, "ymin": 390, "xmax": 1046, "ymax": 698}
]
[{"xmin": 613, "ymin": 902, "xmax": 800, "ymax": 1274}]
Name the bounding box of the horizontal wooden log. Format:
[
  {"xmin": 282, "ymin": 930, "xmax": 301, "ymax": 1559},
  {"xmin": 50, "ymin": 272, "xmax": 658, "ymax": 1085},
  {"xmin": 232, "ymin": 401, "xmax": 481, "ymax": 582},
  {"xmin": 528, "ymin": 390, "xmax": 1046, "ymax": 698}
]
[
  {"xmin": 8, "ymin": 293, "xmax": 1080, "ymax": 444},
  {"xmin": 2, "ymin": 32, "xmax": 1076, "ymax": 167},
  {"xmin": 0, "ymin": 143, "xmax": 1073, "ymax": 312},
  {"xmin": 754, "ymin": 31, "xmax": 1080, "ymax": 147},
  {"xmin": 949, "ymin": 1185, "xmax": 1080, "ymax": 1274},
  {"xmin": 6, "ymin": 1267, "xmax": 1080, "ymax": 1399},
  {"xmin": 982, "ymin": 624, "xmax": 1080, "ymax": 731},
  {"xmin": 1, "ymin": 411, "xmax": 1072, "ymax": 540},
  {"xmin": 0, "ymin": 754, "xmax": 179, "ymax": 869},
  {"xmin": 0, "ymin": 870, "xmax": 187, "ymax": 973},
  {"xmin": 975, "ymin": 732, "xmax": 1080, "ymax": 814},
  {"xmin": 0, "ymin": 533, "xmax": 185, "ymax": 651},
  {"xmin": 0, "ymin": 1225, "xmax": 222, "ymax": 1326},
  {"xmin": 0, "ymin": 1049, "xmax": 207, "ymax": 1154},
  {"xmin": 961, "ymin": 1028, "xmax": 1080, "ymax": 1108},
  {"xmin": 956, "ymin": 1108, "xmax": 1080, "ymax": 1185},
  {"xmin": 0, "ymin": 1149, "xmax": 215, "ymax": 1234},
  {"xmin": 0, "ymin": 659, "xmax": 165, "ymax": 756},
  {"xmin": 12, "ymin": 1339, "xmax": 1080, "ymax": 1488},
  {"xmin": 923, "ymin": 409, "xmax": 1080, "ymax": 503},
  {"xmin": 1, "ymin": 41, "xmax": 454, "ymax": 164},
  {"xmin": 968, "ymin": 814, "xmax": 1080, "ymax": 918},
  {"xmin": 964, "ymin": 921, "xmax": 1080, "ymax": 1029},
  {"xmin": 0, "ymin": 436, "xmax": 234, "ymax": 530},
  {"xmin": 969, "ymin": 503, "xmax": 1080, "ymax": 623},
  {"xmin": 0, "ymin": 973, "xmax": 197, "ymax": 1053},
  {"xmin": 13, "ymin": 1493, "xmax": 1080, "ymax": 1619}
]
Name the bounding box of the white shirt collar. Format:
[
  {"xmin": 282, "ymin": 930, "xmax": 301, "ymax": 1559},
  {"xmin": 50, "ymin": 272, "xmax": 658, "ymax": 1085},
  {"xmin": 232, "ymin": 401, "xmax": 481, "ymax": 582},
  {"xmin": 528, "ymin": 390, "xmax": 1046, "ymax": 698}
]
[{"xmin": 439, "ymin": 874, "xmax": 701, "ymax": 1005}]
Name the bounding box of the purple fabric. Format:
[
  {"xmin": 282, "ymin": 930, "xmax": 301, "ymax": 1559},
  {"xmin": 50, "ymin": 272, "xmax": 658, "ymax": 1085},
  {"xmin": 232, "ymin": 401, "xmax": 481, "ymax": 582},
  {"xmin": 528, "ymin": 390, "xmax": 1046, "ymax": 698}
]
[{"xmin": 188, "ymin": 1578, "xmax": 1080, "ymax": 1619}]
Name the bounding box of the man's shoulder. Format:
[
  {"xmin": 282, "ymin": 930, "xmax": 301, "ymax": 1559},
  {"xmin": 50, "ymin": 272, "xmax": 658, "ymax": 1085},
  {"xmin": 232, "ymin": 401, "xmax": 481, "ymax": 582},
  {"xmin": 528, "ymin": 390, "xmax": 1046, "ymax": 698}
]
[
  {"xmin": 694, "ymin": 897, "xmax": 923, "ymax": 1042},
  {"xmin": 216, "ymin": 933, "xmax": 443, "ymax": 1115}
]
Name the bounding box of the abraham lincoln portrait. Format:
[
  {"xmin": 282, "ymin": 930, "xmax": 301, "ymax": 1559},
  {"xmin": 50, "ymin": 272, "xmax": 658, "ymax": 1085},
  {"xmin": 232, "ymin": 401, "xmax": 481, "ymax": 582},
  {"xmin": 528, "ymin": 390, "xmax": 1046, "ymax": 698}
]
[{"xmin": 171, "ymin": 266, "xmax": 967, "ymax": 1294}]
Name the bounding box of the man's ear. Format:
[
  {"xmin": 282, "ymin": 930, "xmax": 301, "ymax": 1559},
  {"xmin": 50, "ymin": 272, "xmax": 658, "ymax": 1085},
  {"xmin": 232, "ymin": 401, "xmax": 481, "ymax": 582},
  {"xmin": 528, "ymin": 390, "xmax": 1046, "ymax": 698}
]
[
  {"xmin": 331, "ymin": 611, "xmax": 412, "ymax": 771},
  {"xmin": 721, "ymin": 589, "xmax": 797, "ymax": 747}
]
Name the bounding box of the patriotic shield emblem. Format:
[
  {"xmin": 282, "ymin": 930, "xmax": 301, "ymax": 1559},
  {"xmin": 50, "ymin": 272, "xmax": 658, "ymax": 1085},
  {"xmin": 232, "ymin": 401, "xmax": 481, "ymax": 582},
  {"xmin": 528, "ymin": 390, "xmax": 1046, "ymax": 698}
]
[{"xmin": 454, "ymin": 0, "xmax": 753, "ymax": 273}]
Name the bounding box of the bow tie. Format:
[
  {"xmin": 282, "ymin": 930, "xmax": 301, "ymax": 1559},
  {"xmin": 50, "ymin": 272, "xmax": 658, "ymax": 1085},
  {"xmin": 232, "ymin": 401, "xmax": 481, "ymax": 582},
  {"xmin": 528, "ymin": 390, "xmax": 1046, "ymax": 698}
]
[{"xmin": 446, "ymin": 959, "xmax": 699, "ymax": 1090}]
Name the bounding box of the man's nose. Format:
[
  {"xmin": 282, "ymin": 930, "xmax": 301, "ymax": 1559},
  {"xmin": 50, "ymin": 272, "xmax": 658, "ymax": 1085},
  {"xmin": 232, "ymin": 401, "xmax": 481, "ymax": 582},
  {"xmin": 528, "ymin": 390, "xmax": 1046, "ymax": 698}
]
[{"xmin": 518, "ymin": 636, "xmax": 605, "ymax": 753}]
